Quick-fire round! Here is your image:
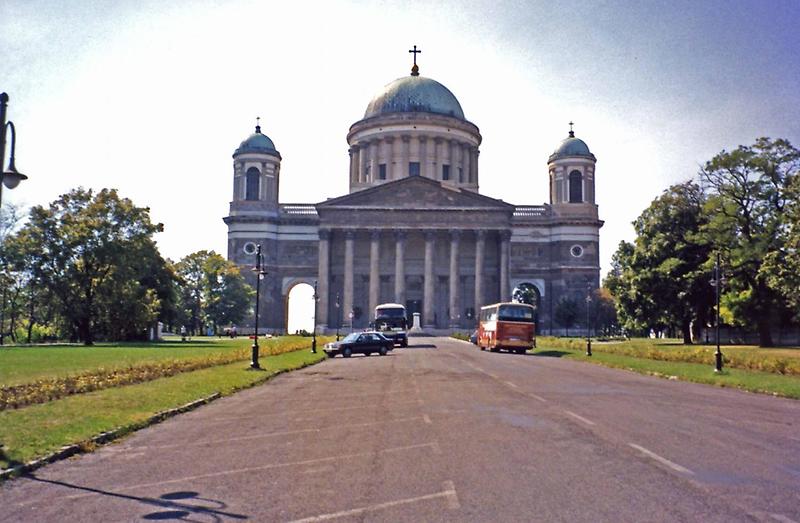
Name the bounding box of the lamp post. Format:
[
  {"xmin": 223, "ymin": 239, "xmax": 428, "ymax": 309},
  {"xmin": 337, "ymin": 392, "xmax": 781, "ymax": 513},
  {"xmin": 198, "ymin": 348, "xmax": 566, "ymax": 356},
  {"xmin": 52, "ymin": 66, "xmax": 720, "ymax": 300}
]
[
  {"xmin": 0, "ymin": 93, "xmax": 28, "ymax": 208},
  {"xmin": 335, "ymin": 292, "xmax": 341, "ymax": 341},
  {"xmin": 585, "ymin": 285, "xmax": 593, "ymax": 357},
  {"xmin": 311, "ymin": 280, "xmax": 318, "ymax": 353},
  {"xmin": 711, "ymin": 252, "xmax": 724, "ymax": 372},
  {"xmin": 250, "ymin": 244, "xmax": 266, "ymax": 369}
]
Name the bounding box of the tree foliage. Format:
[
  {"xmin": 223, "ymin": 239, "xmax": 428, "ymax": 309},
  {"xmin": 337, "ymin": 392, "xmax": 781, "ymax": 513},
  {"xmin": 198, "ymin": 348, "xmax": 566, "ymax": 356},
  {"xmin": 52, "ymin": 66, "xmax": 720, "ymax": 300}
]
[
  {"xmin": 5, "ymin": 188, "xmax": 172, "ymax": 344},
  {"xmin": 700, "ymin": 138, "xmax": 799, "ymax": 346},
  {"xmin": 174, "ymin": 250, "xmax": 254, "ymax": 335},
  {"xmin": 554, "ymin": 298, "xmax": 579, "ymax": 336}
]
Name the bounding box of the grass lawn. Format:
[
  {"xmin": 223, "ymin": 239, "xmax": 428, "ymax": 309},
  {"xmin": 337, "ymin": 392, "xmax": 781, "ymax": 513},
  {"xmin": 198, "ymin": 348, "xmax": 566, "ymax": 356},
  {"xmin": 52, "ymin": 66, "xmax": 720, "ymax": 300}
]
[
  {"xmin": 0, "ymin": 348, "xmax": 326, "ymax": 470},
  {"xmin": 0, "ymin": 336, "xmax": 320, "ymax": 387},
  {"xmin": 535, "ymin": 337, "xmax": 800, "ymax": 399}
]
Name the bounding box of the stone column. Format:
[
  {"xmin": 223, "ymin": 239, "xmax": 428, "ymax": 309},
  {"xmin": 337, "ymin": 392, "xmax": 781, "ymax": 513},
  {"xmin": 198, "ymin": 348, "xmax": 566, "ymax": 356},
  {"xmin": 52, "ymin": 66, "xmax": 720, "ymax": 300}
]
[
  {"xmin": 358, "ymin": 143, "xmax": 367, "ymax": 184},
  {"xmin": 434, "ymin": 137, "xmax": 444, "ymax": 180},
  {"xmin": 418, "ymin": 136, "xmax": 428, "ymax": 178},
  {"xmin": 449, "ymin": 140, "xmax": 458, "ymax": 181},
  {"xmin": 499, "ymin": 230, "xmax": 511, "ymax": 302},
  {"xmin": 394, "ymin": 231, "xmax": 406, "ymax": 305},
  {"xmin": 343, "ymin": 230, "xmax": 355, "ymax": 328},
  {"xmin": 474, "ymin": 230, "xmax": 486, "ymax": 313},
  {"xmin": 401, "ymin": 135, "xmax": 411, "ymax": 178},
  {"xmin": 369, "ymin": 230, "xmax": 380, "ymax": 315},
  {"xmin": 384, "ymin": 136, "xmax": 394, "ymax": 180},
  {"xmin": 316, "ymin": 229, "xmax": 331, "ymax": 329},
  {"xmin": 449, "ymin": 230, "xmax": 461, "ymax": 328},
  {"xmin": 348, "ymin": 148, "xmax": 356, "ymax": 184},
  {"xmin": 462, "ymin": 145, "xmax": 471, "ymax": 185},
  {"xmin": 423, "ymin": 231, "xmax": 436, "ymax": 328},
  {"xmin": 368, "ymin": 140, "xmax": 379, "ymax": 182},
  {"xmin": 472, "ymin": 148, "xmax": 480, "ymax": 185}
]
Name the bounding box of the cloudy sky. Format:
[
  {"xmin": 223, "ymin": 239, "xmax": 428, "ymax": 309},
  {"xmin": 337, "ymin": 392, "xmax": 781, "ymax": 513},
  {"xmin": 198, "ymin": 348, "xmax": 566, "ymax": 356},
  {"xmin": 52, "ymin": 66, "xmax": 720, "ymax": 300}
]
[{"xmin": 3, "ymin": 0, "xmax": 799, "ymax": 281}]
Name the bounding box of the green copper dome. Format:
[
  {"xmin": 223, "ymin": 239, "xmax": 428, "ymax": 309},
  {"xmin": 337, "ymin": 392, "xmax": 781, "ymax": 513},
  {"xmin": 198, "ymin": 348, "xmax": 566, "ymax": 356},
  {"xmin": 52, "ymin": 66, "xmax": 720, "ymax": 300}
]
[
  {"xmin": 548, "ymin": 132, "xmax": 595, "ymax": 162},
  {"xmin": 365, "ymin": 75, "xmax": 465, "ymax": 120},
  {"xmin": 234, "ymin": 125, "xmax": 279, "ymax": 157}
]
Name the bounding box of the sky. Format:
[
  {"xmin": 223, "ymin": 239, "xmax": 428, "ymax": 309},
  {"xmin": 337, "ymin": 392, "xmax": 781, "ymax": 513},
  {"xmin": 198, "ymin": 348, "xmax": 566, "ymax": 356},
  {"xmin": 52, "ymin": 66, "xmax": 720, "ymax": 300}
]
[{"xmin": 3, "ymin": 0, "xmax": 800, "ymax": 315}]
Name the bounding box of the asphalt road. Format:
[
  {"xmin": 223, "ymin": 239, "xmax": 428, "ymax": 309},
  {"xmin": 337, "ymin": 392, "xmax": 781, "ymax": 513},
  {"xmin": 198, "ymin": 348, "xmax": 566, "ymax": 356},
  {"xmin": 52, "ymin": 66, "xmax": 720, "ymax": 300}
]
[{"xmin": 1, "ymin": 336, "xmax": 799, "ymax": 522}]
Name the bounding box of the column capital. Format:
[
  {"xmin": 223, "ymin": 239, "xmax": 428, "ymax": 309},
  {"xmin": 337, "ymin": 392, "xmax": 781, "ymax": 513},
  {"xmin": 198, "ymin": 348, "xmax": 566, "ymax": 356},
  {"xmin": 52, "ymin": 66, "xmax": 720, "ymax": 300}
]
[
  {"xmin": 318, "ymin": 228, "xmax": 332, "ymax": 240},
  {"xmin": 384, "ymin": 135, "xmax": 395, "ymax": 144},
  {"xmin": 499, "ymin": 229, "xmax": 512, "ymax": 241},
  {"xmin": 424, "ymin": 230, "xmax": 438, "ymax": 241},
  {"xmin": 475, "ymin": 229, "xmax": 487, "ymax": 240},
  {"xmin": 449, "ymin": 229, "xmax": 462, "ymax": 240},
  {"xmin": 343, "ymin": 230, "xmax": 355, "ymax": 240},
  {"xmin": 434, "ymin": 137, "xmax": 444, "ymax": 144},
  {"xmin": 370, "ymin": 229, "xmax": 382, "ymax": 241},
  {"xmin": 418, "ymin": 135, "xmax": 428, "ymax": 144},
  {"xmin": 401, "ymin": 134, "xmax": 411, "ymax": 143},
  {"xmin": 394, "ymin": 230, "xmax": 408, "ymax": 241}
]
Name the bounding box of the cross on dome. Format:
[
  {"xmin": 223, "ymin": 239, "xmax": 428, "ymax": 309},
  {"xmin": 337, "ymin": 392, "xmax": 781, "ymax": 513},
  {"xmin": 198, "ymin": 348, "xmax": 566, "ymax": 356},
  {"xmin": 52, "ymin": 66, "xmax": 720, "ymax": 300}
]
[
  {"xmin": 409, "ymin": 45, "xmax": 422, "ymax": 76},
  {"xmin": 568, "ymin": 121, "xmax": 575, "ymax": 138},
  {"xmin": 256, "ymin": 116, "xmax": 261, "ymax": 134}
]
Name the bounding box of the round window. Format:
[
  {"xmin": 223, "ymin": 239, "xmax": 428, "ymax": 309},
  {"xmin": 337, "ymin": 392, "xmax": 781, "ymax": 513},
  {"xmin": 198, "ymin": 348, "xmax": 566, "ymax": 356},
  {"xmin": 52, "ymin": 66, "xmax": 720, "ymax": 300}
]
[
  {"xmin": 243, "ymin": 242, "xmax": 257, "ymax": 255},
  {"xmin": 570, "ymin": 245, "xmax": 584, "ymax": 258}
]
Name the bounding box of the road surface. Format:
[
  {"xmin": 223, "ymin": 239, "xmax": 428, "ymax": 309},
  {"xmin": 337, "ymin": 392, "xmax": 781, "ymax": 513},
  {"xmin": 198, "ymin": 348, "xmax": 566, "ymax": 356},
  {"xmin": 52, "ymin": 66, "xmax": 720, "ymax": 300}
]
[{"xmin": 1, "ymin": 336, "xmax": 798, "ymax": 521}]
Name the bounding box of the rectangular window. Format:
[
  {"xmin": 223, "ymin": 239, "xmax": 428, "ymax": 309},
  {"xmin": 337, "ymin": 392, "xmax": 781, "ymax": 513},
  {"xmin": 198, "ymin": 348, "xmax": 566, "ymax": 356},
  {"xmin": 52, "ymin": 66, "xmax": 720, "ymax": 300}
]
[
  {"xmin": 458, "ymin": 167, "xmax": 463, "ymax": 183},
  {"xmin": 442, "ymin": 164, "xmax": 450, "ymax": 181},
  {"xmin": 409, "ymin": 162, "xmax": 420, "ymax": 176},
  {"xmin": 378, "ymin": 163, "xmax": 387, "ymax": 180}
]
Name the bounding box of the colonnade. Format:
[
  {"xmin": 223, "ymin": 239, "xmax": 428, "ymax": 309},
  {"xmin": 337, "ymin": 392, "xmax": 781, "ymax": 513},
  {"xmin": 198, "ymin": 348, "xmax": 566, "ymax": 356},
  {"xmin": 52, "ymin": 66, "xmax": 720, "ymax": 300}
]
[
  {"xmin": 316, "ymin": 228, "xmax": 511, "ymax": 330},
  {"xmin": 348, "ymin": 135, "xmax": 479, "ymax": 185}
]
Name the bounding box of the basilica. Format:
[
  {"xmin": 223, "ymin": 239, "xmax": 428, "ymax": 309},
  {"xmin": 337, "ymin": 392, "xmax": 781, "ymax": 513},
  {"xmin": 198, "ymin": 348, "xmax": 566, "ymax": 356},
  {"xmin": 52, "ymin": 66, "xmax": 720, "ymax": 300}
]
[{"xmin": 224, "ymin": 55, "xmax": 602, "ymax": 334}]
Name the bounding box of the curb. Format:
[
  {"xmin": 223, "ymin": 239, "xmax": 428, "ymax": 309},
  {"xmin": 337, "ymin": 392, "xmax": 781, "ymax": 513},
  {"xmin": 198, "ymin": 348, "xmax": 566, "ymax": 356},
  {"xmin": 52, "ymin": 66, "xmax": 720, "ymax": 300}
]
[{"xmin": 0, "ymin": 392, "xmax": 221, "ymax": 482}]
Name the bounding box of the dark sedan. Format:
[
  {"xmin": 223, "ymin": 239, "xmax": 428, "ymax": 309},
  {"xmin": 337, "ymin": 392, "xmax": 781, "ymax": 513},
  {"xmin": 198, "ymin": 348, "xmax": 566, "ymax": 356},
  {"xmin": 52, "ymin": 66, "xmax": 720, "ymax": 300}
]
[{"xmin": 324, "ymin": 331, "xmax": 393, "ymax": 358}]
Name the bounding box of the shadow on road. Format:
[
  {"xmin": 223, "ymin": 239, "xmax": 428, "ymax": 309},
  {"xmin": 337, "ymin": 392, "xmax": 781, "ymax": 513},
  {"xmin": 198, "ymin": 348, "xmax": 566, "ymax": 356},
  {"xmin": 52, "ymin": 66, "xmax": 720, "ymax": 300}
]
[
  {"xmin": 404, "ymin": 344, "xmax": 437, "ymax": 349},
  {"xmin": 24, "ymin": 475, "xmax": 247, "ymax": 521},
  {"xmin": 533, "ymin": 350, "xmax": 571, "ymax": 358}
]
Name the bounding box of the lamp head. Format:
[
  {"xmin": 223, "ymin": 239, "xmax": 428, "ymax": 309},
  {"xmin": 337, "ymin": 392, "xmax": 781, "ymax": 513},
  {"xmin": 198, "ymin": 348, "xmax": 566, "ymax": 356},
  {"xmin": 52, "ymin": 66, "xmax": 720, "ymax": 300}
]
[{"xmin": 2, "ymin": 160, "xmax": 27, "ymax": 190}]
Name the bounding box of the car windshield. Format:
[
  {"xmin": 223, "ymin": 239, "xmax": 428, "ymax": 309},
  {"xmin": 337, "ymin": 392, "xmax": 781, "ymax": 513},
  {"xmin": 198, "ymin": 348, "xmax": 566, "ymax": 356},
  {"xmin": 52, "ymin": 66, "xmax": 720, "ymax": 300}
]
[
  {"xmin": 341, "ymin": 333, "xmax": 360, "ymax": 343},
  {"xmin": 498, "ymin": 304, "xmax": 534, "ymax": 322}
]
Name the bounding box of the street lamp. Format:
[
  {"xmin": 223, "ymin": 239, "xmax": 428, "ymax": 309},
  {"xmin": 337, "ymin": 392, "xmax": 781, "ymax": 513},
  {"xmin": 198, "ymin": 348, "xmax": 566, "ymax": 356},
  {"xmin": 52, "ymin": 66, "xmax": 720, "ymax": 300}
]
[
  {"xmin": 0, "ymin": 93, "xmax": 28, "ymax": 208},
  {"xmin": 250, "ymin": 244, "xmax": 267, "ymax": 370},
  {"xmin": 311, "ymin": 280, "xmax": 318, "ymax": 353},
  {"xmin": 710, "ymin": 252, "xmax": 725, "ymax": 372},
  {"xmin": 585, "ymin": 284, "xmax": 593, "ymax": 357},
  {"xmin": 335, "ymin": 292, "xmax": 341, "ymax": 341}
]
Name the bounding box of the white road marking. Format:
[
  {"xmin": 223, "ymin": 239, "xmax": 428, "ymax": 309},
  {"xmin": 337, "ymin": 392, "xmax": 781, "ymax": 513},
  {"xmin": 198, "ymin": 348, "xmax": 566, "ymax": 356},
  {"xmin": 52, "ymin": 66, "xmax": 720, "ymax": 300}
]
[
  {"xmin": 529, "ymin": 393, "xmax": 548, "ymax": 403},
  {"xmin": 423, "ymin": 414, "xmax": 432, "ymax": 424},
  {"xmin": 119, "ymin": 416, "xmax": 425, "ymax": 452},
  {"xmin": 769, "ymin": 513, "xmax": 799, "ymax": 523},
  {"xmin": 504, "ymin": 380, "xmax": 519, "ymax": 389},
  {"xmin": 564, "ymin": 411, "xmax": 596, "ymax": 426},
  {"xmin": 629, "ymin": 443, "xmax": 694, "ymax": 475},
  {"xmin": 64, "ymin": 443, "xmax": 438, "ymax": 499},
  {"xmin": 443, "ymin": 480, "xmax": 461, "ymax": 509},
  {"xmin": 289, "ymin": 481, "xmax": 460, "ymax": 522}
]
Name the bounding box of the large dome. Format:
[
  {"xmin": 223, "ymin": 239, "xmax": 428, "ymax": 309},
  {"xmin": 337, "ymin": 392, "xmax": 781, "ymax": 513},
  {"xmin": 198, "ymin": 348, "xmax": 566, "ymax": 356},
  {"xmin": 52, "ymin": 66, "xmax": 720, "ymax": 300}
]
[
  {"xmin": 364, "ymin": 75, "xmax": 465, "ymax": 120},
  {"xmin": 234, "ymin": 125, "xmax": 279, "ymax": 157},
  {"xmin": 548, "ymin": 134, "xmax": 595, "ymax": 162}
]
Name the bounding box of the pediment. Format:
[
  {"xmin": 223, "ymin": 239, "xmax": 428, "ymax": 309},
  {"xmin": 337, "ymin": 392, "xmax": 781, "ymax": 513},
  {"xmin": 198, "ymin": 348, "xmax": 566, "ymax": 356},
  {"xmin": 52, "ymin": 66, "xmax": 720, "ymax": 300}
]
[{"xmin": 316, "ymin": 176, "xmax": 514, "ymax": 211}]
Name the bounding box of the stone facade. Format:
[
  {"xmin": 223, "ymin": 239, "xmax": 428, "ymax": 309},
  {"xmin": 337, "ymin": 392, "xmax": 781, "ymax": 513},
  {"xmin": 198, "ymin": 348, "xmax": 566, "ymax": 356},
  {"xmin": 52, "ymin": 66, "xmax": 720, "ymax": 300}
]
[{"xmin": 224, "ymin": 68, "xmax": 602, "ymax": 334}]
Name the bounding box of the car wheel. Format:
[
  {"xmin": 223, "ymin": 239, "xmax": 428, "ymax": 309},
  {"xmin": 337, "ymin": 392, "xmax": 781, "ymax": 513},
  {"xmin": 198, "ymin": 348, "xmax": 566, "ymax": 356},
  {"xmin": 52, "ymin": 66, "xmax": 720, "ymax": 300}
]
[
  {"xmin": 343, "ymin": 347, "xmax": 352, "ymax": 358},
  {"xmin": 516, "ymin": 348, "xmax": 526, "ymax": 355},
  {"xmin": 490, "ymin": 347, "xmax": 499, "ymax": 352},
  {"xmin": 401, "ymin": 340, "xmax": 408, "ymax": 348},
  {"xmin": 479, "ymin": 346, "xmax": 485, "ymax": 351},
  {"xmin": 364, "ymin": 351, "xmax": 371, "ymax": 357},
  {"xmin": 379, "ymin": 345, "xmax": 388, "ymax": 356}
]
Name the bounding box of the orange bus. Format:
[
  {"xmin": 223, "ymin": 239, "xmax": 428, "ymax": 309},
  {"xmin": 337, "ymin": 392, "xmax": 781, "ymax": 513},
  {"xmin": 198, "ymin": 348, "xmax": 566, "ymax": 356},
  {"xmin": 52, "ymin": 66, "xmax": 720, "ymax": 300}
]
[{"xmin": 477, "ymin": 302, "xmax": 536, "ymax": 354}]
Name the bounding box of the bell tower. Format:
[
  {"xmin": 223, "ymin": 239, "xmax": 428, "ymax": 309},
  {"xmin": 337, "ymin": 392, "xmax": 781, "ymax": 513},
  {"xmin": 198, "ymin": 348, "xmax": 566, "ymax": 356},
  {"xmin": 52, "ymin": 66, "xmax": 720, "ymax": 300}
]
[
  {"xmin": 230, "ymin": 118, "xmax": 282, "ymax": 215},
  {"xmin": 548, "ymin": 122, "xmax": 596, "ymax": 209}
]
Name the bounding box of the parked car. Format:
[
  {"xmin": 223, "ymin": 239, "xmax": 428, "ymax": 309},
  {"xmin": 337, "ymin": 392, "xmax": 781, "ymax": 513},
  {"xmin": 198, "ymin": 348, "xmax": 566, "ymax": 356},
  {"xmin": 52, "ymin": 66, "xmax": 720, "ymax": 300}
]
[{"xmin": 324, "ymin": 331, "xmax": 393, "ymax": 358}]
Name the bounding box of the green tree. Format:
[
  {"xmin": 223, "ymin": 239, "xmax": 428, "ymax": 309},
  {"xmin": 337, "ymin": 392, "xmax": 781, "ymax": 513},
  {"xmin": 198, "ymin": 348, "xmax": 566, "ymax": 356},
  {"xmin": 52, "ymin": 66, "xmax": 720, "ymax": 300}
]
[
  {"xmin": 764, "ymin": 173, "xmax": 800, "ymax": 318},
  {"xmin": 700, "ymin": 138, "xmax": 800, "ymax": 346},
  {"xmin": 590, "ymin": 287, "xmax": 619, "ymax": 337},
  {"xmin": 632, "ymin": 182, "xmax": 713, "ymax": 343},
  {"xmin": 554, "ymin": 298, "xmax": 579, "ymax": 337},
  {"xmin": 175, "ymin": 250, "xmax": 253, "ymax": 335},
  {"xmin": 13, "ymin": 188, "xmax": 165, "ymax": 344}
]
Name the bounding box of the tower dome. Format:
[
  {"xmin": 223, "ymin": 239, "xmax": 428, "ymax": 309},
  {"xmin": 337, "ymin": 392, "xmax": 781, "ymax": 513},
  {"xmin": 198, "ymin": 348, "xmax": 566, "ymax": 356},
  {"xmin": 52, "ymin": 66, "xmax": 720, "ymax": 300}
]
[
  {"xmin": 548, "ymin": 128, "xmax": 595, "ymax": 162},
  {"xmin": 234, "ymin": 123, "xmax": 280, "ymax": 158},
  {"xmin": 364, "ymin": 75, "xmax": 465, "ymax": 120}
]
